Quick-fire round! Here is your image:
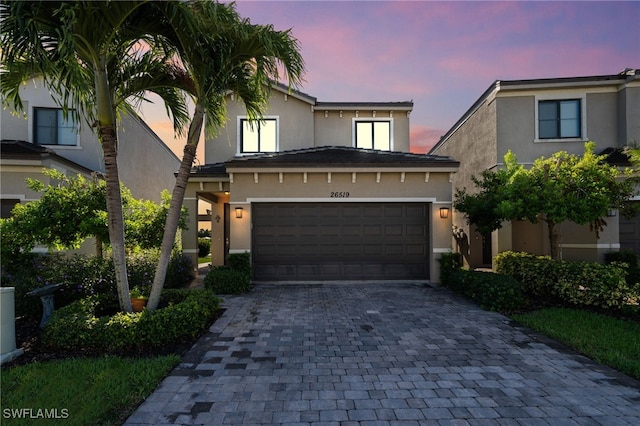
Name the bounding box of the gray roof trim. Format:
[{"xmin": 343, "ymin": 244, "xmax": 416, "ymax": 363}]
[
  {"xmin": 0, "ymin": 139, "xmax": 96, "ymax": 175},
  {"xmin": 224, "ymin": 146, "xmax": 459, "ymax": 169},
  {"xmin": 270, "ymin": 82, "xmax": 317, "ymax": 104},
  {"xmin": 429, "ymin": 68, "xmax": 639, "ymax": 154},
  {"xmin": 315, "ymin": 101, "xmax": 413, "ymax": 111}
]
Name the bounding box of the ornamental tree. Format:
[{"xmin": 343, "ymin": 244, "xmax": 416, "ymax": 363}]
[
  {"xmin": 0, "ymin": 169, "xmax": 187, "ymax": 266},
  {"xmin": 454, "ymin": 142, "xmax": 639, "ymax": 259}
]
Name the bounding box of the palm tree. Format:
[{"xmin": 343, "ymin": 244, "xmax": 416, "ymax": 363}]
[
  {"xmin": 145, "ymin": 1, "xmax": 305, "ymax": 310},
  {"xmin": 0, "ymin": 1, "xmax": 190, "ymax": 311}
]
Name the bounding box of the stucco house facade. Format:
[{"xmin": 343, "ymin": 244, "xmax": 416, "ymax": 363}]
[
  {"xmin": 0, "ymin": 77, "xmax": 181, "ymax": 243},
  {"xmin": 429, "ymin": 68, "xmax": 640, "ymax": 268},
  {"xmin": 184, "ymin": 84, "xmax": 459, "ymax": 283}
]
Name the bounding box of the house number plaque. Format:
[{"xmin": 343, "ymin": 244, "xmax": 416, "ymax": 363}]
[{"xmin": 330, "ymin": 192, "xmax": 350, "ymax": 198}]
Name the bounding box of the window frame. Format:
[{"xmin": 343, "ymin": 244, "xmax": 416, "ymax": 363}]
[
  {"xmin": 534, "ymin": 94, "xmax": 587, "ymax": 142},
  {"xmin": 352, "ymin": 118, "xmax": 394, "ymax": 151},
  {"xmin": 237, "ymin": 116, "xmax": 279, "ymax": 154},
  {"xmin": 32, "ymin": 107, "xmax": 79, "ymax": 147}
]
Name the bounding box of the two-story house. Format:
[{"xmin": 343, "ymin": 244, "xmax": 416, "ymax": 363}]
[
  {"xmin": 429, "ymin": 68, "xmax": 640, "ymax": 268},
  {"xmin": 1, "ymin": 77, "xmax": 181, "ymax": 249},
  {"xmin": 183, "ymin": 84, "xmax": 459, "ymax": 283}
]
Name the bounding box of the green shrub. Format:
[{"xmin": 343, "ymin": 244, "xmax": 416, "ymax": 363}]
[
  {"xmin": 605, "ymin": 249, "xmax": 639, "ymax": 268},
  {"xmin": 554, "ymin": 261, "xmax": 630, "ymax": 309},
  {"xmin": 204, "ymin": 266, "xmax": 251, "ymax": 294},
  {"xmin": 438, "ymin": 252, "xmax": 462, "ymax": 287},
  {"xmin": 494, "ymin": 251, "xmax": 557, "ymax": 301},
  {"xmin": 449, "ymin": 269, "xmax": 526, "ymax": 312},
  {"xmin": 2, "ymin": 250, "xmax": 194, "ymax": 318},
  {"xmin": 605, "ymin": 249, "xmax": 640, "ymax": 286},
  {"xmin": 203, "ymin": 252, "xmax": 252, "ymax": 294},
  {"xmin": 198, "ymin": 238, "xmax": 211, "ymax": 257},
  {"xmin": 165, "ymin": 252, "xmax": 195, "ymax": 289},
  {"xmin": 42, "ymin": 289, "xmax": 220, "ymax": 352},
  {"xmin": 495, "ymin": 251, "xmax": 634, "ymax": 310},
  {"xmin": 227, "ymin": 252, "xmax": 251, "ymax": 275}
]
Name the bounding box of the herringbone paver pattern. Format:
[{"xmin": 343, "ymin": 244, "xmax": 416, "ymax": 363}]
[{"xmin": 125, "ymin": 284, "xmax": 640, "ymax": 425}]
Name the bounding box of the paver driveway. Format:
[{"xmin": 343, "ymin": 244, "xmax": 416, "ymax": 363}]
[{"xmin": 125, "ymin": 284, "xmax": 640, "ymax": 425}]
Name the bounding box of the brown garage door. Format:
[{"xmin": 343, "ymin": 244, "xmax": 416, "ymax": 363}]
[
  {"xmin": 620, "ymin": 204, "xmax": 640, "ymax": 255},
  {"xmin": 252, "ymin": 202, "xmax": 429, "ymax": 281}
]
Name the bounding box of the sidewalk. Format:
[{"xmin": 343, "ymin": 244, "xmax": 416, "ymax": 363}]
[{"xmin": 125, "ymin": 283, "xmax": 640, "ymax": 425}]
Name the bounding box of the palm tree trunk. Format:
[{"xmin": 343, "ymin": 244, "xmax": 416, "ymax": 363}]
[
  {"xmin": 95, "ymin": 60, "xmax": 132, "ymax": 312},
  {"xmin": 147, "ymin": 102, "xmax": 205, "ymax": 311},
  {"xmin": 101, "ymin": 129, "xmax": 132, "ymax": 312}
]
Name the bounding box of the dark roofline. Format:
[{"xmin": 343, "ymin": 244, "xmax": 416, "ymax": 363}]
[
  {"xmin": 429, "ymin": 68, "xmax": 639, "ymax": 154},
  {"xmin": 257, "ymin": 81, "xmax": 413, "ymax": 110},
  {"xmin": 224, "ymin": 146, "xmax": 459, "ymax": 169},
  {"xmin": 0, "ymin": 139, "xmax": 96, "ymax": 174},
  {"xmin": 315, "ymin": 101, "xmax": 413, "ymax": 110}
]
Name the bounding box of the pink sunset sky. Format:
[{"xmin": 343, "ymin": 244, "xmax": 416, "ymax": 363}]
[{"xmin": 141, "ymin": 0, "xmax": 640, "ymax": 156}]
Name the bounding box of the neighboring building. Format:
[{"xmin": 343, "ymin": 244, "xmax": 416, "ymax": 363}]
[
  {"xmin": 185, "ymin": 84, "xmax": 459, "ymax": 283},
  {"xmin": 429, "ymin": 68, "xmax": 640, "ymax": 268},
  {"xmin": 0, "ymin": 77, "xmax": 181, "ymax": 247}
]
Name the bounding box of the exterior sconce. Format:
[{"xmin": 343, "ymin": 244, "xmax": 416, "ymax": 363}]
[
  {"xmin": 235, "ymin": 207, "xmax": 243, "ymax": 219},
  {"xmin": 439, "ymin": 207, "xmax": 450, "ymax": 219}
]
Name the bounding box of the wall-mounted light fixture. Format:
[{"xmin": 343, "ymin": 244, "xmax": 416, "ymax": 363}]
[
  {"xmin": 439, "ymin": 207, "xmax": 450, "ymax": 219},
  {"xmin": 235, "ymin": 207, "xmax": 244, "ymax": 219}
]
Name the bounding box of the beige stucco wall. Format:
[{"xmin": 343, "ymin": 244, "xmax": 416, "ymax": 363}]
[
  {"xmin": 314, "ymin": 110, "xmax": 411, "ymax": 152},
  {"xmin": 495, "ymin": 91, "xmax": 621, "ymax": 164},
  {"xmin": 1, "ymin": 81, "xmax": 105, "ymax": 172},
  {"xmin": 205, "ymin": 92, "xmax": 314, "ymax": 164},
  {"xmin": 430, "ymin": 96, "xmax": 497, "ymax": 267},
  {"xmin": 225, "ymin": 168, "xmax": 455, "ymax": 283},
  {"xmin": 620, "ymin": 83, "xmax": 640, "ymax": 146},
  {"xmin": 433, "ymin": 80, "xmax": 638, "ymax": 267},
  {"xmin": 1, "ymin": 78, "xmax": 180, "ymax": 203},
  {"xmin": 116, "ymin": 115, "xmax": 179, "ymax": 202}
]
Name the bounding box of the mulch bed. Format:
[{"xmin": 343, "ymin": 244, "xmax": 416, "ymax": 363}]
[{"xmin": 2, "ymin": 310, "xmax": 223, "ymax": 370}]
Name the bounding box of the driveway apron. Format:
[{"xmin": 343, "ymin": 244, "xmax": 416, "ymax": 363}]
[{"xmin": 125, "ymin": 284, "xmax": 640, "ymax": 425}]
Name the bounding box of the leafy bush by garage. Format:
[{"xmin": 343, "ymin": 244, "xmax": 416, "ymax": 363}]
[
  {"xmin": 204, "ymin": 252, "xmax": 252, "ymax": 294},
  {"xmin": 204, "ymin": 267, "xmax": 251, "ymax": 294},
  {"xmin": 42, "ymin": 289, "xmax": 220, "ymax": 352},
  {"xmin": 438, "ymin": 252, "xmax": 463, "ymax": 287},
  {"xmin": 449, "ymin": 269, "xmax": 526, "ymax": 312}
]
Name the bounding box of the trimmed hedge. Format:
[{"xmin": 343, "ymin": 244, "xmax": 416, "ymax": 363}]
[
  {"xmin": 204, "ymin": 252, "xmax": 252, "ymax": 294},
  {"xmin": 605, "ymin": 249, "xmax": 640, "ymax": 286},
  {"xmin": 198, "ymin": 238, "xmax": 211, "ymax": 257},
  {"xmin": 42, "ymin": 289, "xmax": 220, "ymax": 352},
  {"xmin": 495, "ymin": 251, "xmax": 634, "ymax": 310},
  {"xmin": 438, "ymin": 252, "xmax": 463, "ymax": 287},
  {"xmin": 449, "ymin": 269, "xmax": 526, "ymax": 312}
]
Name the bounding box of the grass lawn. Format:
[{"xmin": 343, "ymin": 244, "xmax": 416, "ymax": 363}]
[
  {"xmin": 1, "ymin": 355, "xmax": 179, "ymax": 426},
  {"xmin": 512, "ymin": 307, "xmax": 640, "ymax": 380}
]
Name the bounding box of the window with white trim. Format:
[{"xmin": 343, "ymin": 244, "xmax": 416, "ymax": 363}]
[
  {"xmin": 354, "ymin": 119, "xmax": 392, "ymax": 150},
  {"xmin": 239, "ymin": 117, "xmax": 278, "ymax": 153},
  {"xmin": 536, "ymin": 98, "xmax": 584, "ymax": 140},
  {"xmin": 34, "ymin": 108, "xmax": 78, "ymax": 146}
]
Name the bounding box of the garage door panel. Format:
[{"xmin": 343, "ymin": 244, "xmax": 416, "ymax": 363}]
[
  {"xmin": 363, "ymin": 225, "xmax": 382, "ymax": 236},
  {"xmin": 252, "ymin": 202, "xmax": 429, "ymax": 281},
  {"xmin": 384, "ymin": 225, "xmax": 403, "ymax": 236},
  {"xmin": 620, "ymin": 204, "xmax": 640, "ymax": 255}
]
